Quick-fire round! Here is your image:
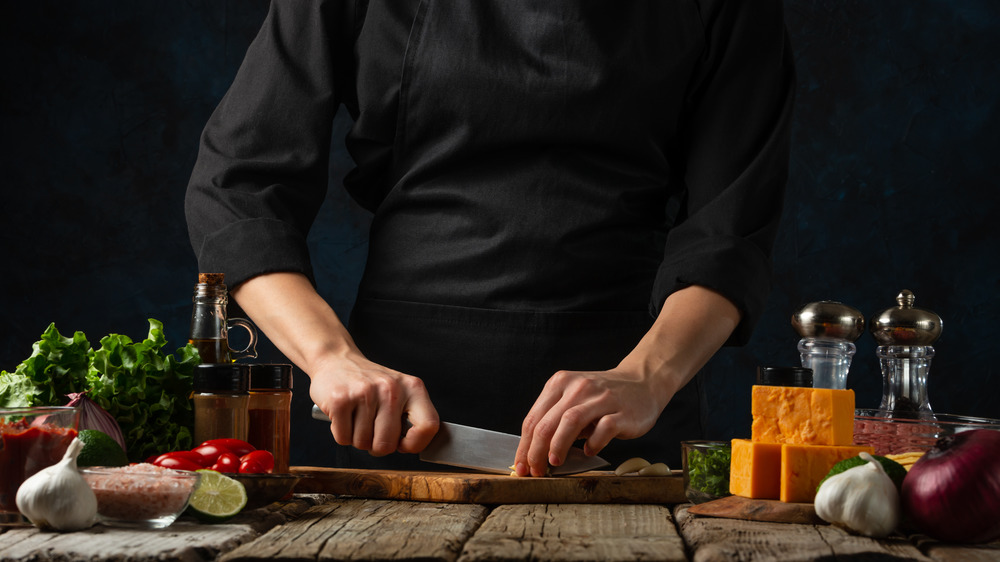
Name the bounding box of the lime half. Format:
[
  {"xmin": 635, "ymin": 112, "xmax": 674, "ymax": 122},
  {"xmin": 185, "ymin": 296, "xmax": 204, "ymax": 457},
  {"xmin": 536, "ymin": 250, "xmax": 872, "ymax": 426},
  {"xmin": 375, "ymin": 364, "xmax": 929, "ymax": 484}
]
[{"xmin": 188, "ymin": 470, "xmax": 248, "ymax": 523}]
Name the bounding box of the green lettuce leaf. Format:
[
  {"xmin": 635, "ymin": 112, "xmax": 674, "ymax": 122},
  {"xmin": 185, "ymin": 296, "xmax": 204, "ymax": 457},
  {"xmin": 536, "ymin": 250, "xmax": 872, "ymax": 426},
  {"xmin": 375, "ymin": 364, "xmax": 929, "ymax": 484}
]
[
  {"xmin": 0, "ymin": 322, "xmax": 92, "ymax": 407},
  {"xmin": 0, "ymin": 371, "xmax": 37, "ymax": 407},
  {"xmin": 87, "ymin": 319, "xmax": 198, "ymax": 462}
]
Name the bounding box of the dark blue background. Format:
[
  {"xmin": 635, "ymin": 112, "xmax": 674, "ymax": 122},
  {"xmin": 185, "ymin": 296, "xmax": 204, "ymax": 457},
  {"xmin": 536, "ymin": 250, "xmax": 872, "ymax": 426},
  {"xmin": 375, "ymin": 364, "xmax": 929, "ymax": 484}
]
[{"xmin": 2, "ymin": 1, "xmax": 998, "ymax": 467}]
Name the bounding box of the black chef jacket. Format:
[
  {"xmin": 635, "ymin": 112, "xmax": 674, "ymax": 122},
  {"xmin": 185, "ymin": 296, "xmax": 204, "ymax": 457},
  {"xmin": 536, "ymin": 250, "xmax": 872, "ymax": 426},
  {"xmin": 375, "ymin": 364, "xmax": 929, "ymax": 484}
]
[{"xmin": 185, "ymin": 0, "xmax": 795, "ymax": 469}]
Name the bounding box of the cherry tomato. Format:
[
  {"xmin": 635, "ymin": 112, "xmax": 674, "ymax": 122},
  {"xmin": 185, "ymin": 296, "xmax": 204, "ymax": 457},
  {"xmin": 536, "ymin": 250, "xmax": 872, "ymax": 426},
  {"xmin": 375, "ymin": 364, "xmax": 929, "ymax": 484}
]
[
  {"xmin": 153, "ymin": 455, "xmax": 203, "ymax": 471},
  {"xmin": 192, "ymin": 443, "xmax": 231, "ymax": 465},
  {"xmin": 210, "ymin": 452, "xmax": 240, "ymax": 473},
  {"xmin": 152, "ymin": 450, "xmax": 205, "ymax": 466},
  {"xmin": 239, "ymin": 450, "xmax": 275, "ymax": 474},
  {"xmin": 200, "ymin": 438, "xmax": 255, "ymax": 458}
]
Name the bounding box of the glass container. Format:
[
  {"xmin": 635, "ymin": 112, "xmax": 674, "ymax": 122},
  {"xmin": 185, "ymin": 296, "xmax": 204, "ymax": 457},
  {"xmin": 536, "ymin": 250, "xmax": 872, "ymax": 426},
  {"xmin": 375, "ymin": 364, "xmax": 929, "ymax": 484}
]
[
  {"xmin": 0, "ymin": 406, "xmax": 80, "ymax": 523},
  {"xmin": 188, "ymin": 272, "xmax": 258, "ymax": 364},
  {"xmin": 792, "ymin": 300, "xmax": 865, "ymax": 389},
  {"xmin": 192, "ymin": 363, "xmax": 250, "ymax": 444},
  {"xmin": 247, "ymin": 364, "xmax": 293, "ymax": 473},
  {"xmin": 870, "ymin": 290, "xmax": 943, "ymax": 418},
  {"xmin": 681, "ymin": 440, "xmax": 732, "ymax": 504}
]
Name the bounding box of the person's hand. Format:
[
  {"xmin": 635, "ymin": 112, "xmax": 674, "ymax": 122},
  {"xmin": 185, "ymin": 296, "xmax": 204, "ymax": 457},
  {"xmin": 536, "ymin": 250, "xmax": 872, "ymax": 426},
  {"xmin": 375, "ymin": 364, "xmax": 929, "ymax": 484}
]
[
  {"xmin": 513, "ymin": 367, "xmax": 668, "ymax": 477},
  {"xmin": 309, "ymin": 351, "xmax": 440, "ymax": 456}
]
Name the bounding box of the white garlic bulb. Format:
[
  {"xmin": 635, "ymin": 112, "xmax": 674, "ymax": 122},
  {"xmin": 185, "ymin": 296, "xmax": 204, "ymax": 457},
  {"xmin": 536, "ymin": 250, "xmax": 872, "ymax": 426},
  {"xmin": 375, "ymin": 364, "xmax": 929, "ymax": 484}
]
[
  {"xmin": 15, "ymin": 437, "xmax": 98, "ymax": 531},
  {"xmin": 814, "ymin": 452, "xmax": 900, "ymax": 538}
]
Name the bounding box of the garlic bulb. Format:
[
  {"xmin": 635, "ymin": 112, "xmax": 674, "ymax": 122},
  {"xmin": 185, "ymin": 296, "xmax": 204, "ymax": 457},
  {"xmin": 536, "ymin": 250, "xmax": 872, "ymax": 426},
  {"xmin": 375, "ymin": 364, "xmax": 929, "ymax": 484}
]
[
  {"xmin": 814, "ymin": 452, "xmax": 899, "ymax": 537},
  {"xmin": 15, "ymin": 437, "xmax": 98, "ymax": 531}
]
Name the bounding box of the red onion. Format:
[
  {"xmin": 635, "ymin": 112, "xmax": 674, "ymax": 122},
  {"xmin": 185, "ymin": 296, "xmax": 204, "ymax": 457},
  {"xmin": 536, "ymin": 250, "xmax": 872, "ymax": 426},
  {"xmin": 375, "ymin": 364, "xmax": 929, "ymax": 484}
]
[
  {"xmin": 901, "ymin": 429, "xmax": 1000, "ymax": 543},
  {"xmin": 66, "ymin": 392, "xmax": 128, "ymax": 454}
]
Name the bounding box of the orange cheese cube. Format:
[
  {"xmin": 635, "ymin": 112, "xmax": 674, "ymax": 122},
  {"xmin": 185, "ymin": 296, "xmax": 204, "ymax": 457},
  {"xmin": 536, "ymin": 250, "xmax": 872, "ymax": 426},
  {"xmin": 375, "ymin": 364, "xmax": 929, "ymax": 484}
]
[
  {"xmin": 751, "ymin": 385, "xmax": 856, "ymax": 446},
  {"xmin": 729, "ymin": 439, "xmax": 782, "ymax": 499},
  {"xmin": 779, "ymin": 443, "xmax": 874, "ymax": 503}
]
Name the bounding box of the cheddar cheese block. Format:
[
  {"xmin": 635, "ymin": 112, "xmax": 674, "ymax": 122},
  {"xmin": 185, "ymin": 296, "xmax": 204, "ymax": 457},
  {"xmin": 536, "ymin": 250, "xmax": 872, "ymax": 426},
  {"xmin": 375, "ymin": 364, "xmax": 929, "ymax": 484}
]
[
  {"xmin": 751, "ymin": 385, "xmax": 855, "ymax": 446},
  {"xmin": 779, "ymin": 443, "xmax": 874, "ymax": 503},
  {"xmin": 729, "ymin": 439, "xmax": 782, "ymax": 499}
]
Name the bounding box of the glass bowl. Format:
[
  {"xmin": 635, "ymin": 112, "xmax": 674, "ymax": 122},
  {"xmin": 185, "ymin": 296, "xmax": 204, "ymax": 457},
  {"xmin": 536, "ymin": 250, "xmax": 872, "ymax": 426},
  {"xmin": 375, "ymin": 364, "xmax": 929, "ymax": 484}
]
[
  {"xmin": 80, "ymin": 464, "xmax": 201, "ymax": 529},
  {"xmin": 854, "ymin": 409, "xmax": 1000, "ymax": 455},
  {"xmin": 681, "ymin": 440, "xmax": 732, "ymax": 504},
  {"xmin": 1, "ymin": 406, "xmax": 79, "ymax": 523}
]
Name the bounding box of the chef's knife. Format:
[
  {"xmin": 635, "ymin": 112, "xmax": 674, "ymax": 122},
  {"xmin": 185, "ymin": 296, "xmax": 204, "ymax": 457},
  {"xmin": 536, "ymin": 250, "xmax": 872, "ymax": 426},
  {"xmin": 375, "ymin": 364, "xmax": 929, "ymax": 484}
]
[{"xmin": 311, "ymin": 404, "xmax": 608, "ymax": 475}]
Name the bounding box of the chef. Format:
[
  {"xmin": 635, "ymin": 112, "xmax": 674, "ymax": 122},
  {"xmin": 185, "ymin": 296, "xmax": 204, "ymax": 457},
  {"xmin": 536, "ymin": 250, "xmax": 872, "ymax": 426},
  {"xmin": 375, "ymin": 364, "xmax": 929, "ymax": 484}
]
[{"xmin": 185, "ymin": 0, "xmax": 794, "ymax": 475}]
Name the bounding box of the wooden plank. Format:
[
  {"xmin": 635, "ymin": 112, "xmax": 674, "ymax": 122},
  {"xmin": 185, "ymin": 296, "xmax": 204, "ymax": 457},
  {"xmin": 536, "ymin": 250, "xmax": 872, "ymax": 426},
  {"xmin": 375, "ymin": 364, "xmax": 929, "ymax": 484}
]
[
  {"xmin": 0, "ymin": 495, "xmax": 330, "ymax": 562},
  {"xmin": 913, "ymin": 534, "xmax": 1000, "ymax": 562},
  {"xmin": 220, "ymin": 498, "xmax": 488, "ymax": 562},
  {"xmin": 675, "ymin": 504, "xmax": 934, "ymax": 562},
  {"xmin": 686, "ymin": 495, "xmax": 823, "ymax": 525},
  {"xmin": 292, "ymin": 467, "xmax": 686, "ymax": 504},
  {"xmin": 458, "ymin": 504, "xmax": 687, "ymax": 562}
]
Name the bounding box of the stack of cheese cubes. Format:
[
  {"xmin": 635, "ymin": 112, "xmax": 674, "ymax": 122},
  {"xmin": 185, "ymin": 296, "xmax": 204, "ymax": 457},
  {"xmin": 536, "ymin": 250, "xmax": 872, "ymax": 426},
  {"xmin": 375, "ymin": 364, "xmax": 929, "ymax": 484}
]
[{"xmin": 729, "ymin": 385, "xmax": 874, "ymax": 503}]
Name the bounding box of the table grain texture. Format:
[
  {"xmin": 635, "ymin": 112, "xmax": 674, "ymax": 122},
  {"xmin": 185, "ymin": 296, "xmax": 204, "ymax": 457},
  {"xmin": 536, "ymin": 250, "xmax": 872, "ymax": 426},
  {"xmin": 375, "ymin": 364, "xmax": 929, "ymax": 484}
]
[{"xmin": 1, "ymin": 495, "xmax": 998, "ymax": 562}]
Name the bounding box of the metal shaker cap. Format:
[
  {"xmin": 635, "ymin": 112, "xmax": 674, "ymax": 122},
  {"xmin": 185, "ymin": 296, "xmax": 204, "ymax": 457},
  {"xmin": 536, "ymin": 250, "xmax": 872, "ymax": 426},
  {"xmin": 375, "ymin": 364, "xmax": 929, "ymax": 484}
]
[
  {"xmin": 791, "ymin": 300, "xmax": 865, "ymax": 341},
  {"xmin": 870, "ymin": 290, "xmax": 942, "ymax": 346}
]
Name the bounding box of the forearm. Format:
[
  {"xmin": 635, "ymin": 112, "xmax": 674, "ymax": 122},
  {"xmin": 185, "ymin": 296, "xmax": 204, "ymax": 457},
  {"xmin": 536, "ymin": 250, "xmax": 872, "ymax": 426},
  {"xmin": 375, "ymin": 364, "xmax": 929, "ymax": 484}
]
[
  {"xmin": 230, "ymin": 272, "xmax": 358, "ymax": 375},
  {"xmin": 619, "ymin": 285, "xmax": 742, "ymax": 408}
]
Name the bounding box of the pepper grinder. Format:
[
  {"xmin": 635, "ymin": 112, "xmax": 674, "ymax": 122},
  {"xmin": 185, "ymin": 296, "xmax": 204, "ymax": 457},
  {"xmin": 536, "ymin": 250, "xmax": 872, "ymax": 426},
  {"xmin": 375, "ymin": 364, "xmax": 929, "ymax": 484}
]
[
  {"xmin": 791, "ymin": 300, "xmax": 865, "ymax": 389},
  {"xmin": 870, "ymin": 290, "xmax": 942, "ymax": 419}
]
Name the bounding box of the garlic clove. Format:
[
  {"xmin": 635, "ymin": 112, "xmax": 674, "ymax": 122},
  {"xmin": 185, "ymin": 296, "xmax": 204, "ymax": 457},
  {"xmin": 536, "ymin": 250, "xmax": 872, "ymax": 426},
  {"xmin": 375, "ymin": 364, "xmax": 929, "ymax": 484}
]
[{"xmin": 614, "ymin": 457, "xmax": 652, "ymax": 476}]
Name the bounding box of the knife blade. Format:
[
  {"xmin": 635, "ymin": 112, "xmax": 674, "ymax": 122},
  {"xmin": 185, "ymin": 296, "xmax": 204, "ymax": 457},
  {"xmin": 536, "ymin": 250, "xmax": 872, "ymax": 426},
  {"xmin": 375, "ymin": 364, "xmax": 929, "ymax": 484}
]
[{"xmin": 311, "ymin": 404, "xmax": 609, "ymax": 475}]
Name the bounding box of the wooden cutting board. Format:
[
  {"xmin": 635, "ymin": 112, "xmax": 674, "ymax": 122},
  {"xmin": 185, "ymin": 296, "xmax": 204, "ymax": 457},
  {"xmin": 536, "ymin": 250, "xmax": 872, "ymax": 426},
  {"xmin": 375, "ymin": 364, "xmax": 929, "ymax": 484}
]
[
  {"xmin": 290, "ymin": 467, "xmax": 686, "ymax": 504},
  {"xmin": 686, "ymin": 495, "xmax": 825, "ymax": 525}
]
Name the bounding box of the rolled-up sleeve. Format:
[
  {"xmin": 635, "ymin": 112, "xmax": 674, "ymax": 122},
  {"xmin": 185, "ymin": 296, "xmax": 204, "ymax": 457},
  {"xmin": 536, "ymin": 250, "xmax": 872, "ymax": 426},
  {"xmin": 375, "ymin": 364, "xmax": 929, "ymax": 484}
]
[
  {"xmin": 651, "ymin": 0, "xmax": 796, "ymax": 345},
  {"xmin": 184, "ymin": 0, "xmax": 353, "ymax": 288}
]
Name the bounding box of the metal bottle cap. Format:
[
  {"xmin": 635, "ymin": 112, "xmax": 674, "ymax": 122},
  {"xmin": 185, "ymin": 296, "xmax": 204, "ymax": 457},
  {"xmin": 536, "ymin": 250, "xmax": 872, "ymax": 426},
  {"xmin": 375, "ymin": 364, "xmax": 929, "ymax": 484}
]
[
  {"xmin": 870, "ymin": 290, "xmax": 943, "ymax": 346},
  {"xmin": 791, "ymin": 301, "xmax": 865, "ymax": 341}
]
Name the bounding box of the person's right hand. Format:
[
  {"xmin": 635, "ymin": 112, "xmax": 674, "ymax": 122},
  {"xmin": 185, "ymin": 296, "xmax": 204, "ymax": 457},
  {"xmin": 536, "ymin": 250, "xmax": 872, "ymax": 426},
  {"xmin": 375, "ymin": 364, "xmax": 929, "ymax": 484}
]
[
  {"xmin": 229, "ymin": 271, "xmax": 440, "ymax": 458},
  {"xmin": 309, "ymin": 351, "xmax": 440, "ymax": 456}
]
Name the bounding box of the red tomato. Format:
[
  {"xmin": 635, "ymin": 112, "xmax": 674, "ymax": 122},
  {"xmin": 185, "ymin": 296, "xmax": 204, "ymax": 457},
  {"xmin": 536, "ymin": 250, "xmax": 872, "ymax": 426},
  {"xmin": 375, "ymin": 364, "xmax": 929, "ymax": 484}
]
[
  {"xmin": 153, "ymin": 455, "xmax": 203, "ymax": 471},
  {"xmin": 192, "ymin": 443, "xmax": 231, "ymax": 465},
  {"xmin": 152, "ymin": 450, "xmax": 205, "ymax": 466},
  {"xmin": 239, "ymin": 450, "xmax": 275, "ymax": 474},
  {"xmin": 210, "ymin": 452, "xmax": 240, "ymax": 473},
  {"xmin": 200, "ymin": 438, "xmax": 255, "ymax": 458}
]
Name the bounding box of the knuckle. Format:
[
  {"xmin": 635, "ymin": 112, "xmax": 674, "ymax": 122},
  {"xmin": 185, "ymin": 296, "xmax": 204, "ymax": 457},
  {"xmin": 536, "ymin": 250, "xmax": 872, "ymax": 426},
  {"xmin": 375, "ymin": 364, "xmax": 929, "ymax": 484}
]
[
  {"xmin": 532, "ymin": 417, "xmax": 558, "ymax": 441},
  {"xmin": 560, "ymin": 408, "xmax": 585, "ymax": 429}
]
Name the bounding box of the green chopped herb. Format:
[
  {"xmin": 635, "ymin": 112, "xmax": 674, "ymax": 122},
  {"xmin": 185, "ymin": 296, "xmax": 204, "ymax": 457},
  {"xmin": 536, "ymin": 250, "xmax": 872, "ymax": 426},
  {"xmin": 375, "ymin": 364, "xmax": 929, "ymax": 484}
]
[{"xmin": 687, "ymin": 445, "xmax": 732, "ymax": 498}]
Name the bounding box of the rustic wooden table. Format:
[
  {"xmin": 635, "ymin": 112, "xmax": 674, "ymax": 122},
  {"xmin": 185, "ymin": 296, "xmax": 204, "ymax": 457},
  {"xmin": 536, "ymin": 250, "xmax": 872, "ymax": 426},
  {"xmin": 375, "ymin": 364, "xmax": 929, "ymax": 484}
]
[{"xmin": 1, "ymin": 494, "xmax": 998, "ymax": 561}]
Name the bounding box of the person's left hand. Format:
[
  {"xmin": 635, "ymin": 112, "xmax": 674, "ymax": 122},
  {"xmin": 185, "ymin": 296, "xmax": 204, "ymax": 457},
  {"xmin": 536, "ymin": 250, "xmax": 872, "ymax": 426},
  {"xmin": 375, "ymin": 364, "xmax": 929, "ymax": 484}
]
[{"xmin": 512, "ymin": 367, "xmax": 668, "ymax": 477}]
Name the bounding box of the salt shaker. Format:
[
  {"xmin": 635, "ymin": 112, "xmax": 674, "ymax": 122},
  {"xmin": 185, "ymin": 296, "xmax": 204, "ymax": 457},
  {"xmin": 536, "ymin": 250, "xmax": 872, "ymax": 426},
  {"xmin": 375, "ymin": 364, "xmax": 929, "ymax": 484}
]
[
  {"xmin": 870, "ymin": 290, "xmax": 942, "ymax": 419},
  {"xmin": 791, "ymin": 300, "xmax": 865, "ymax": 389}
]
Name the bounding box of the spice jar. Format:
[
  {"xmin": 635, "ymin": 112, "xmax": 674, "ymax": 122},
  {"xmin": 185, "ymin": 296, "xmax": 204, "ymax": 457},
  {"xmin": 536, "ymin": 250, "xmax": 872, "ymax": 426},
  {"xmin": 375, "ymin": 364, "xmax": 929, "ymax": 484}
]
[
  {"xmin": 193, "ymin": 363, "xmax": 250, "ymax": 445},
  {"xmin": 870, "ymin": 290, "xmax": 943, "ymax": 419},
  {"xmin": 247, "ymin": 364, "xmax": 293, "ymax": 473},
  {"xmin": 791, "ymin": 300, "xmax": 865, "ymax": 389},
  {"xmin": 188, "ymin": 273, "xmax": 259, "ymax": 364}
]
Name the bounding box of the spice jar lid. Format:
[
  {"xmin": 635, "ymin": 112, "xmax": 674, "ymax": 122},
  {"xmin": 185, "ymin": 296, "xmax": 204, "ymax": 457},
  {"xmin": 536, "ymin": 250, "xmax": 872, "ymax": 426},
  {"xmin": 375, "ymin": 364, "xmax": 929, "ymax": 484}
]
[
  {"xmin": 870, "ymin": 290, "xmax": 943, "ymax": 346},
  {"xmin": 193, "ymin": 363, "xmax": 249, "ymax": 394},
  {"xmin": 791, "ymin": 300, "xmax": 865, "ymax": 341},
  {"xmin": 756, "ymin": 366, "xmax": 813, "ymax": 387},
  {"xmin": 248, "ymin": 364, "xmax": 293, "ymax": 390}
]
